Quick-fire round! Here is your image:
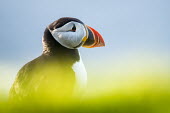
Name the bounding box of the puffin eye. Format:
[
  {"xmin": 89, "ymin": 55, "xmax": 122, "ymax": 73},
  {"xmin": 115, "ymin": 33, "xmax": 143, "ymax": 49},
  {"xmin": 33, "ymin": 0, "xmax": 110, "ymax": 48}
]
[{"xmin": 70, "ymin": 24, "xmax": 76, "ymax": 32}]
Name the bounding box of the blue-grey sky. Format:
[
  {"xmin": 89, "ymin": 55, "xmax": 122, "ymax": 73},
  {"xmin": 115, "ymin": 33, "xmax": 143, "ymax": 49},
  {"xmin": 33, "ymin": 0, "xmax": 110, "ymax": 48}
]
[{"xmin": 0, "ymin": 0, "xmax": 170, "ymax": 92}]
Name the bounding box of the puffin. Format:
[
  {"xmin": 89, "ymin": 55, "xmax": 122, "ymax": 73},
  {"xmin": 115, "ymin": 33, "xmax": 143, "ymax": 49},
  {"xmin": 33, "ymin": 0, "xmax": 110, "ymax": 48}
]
[{"xmin": 9, "ymin": 17, "xmax": 105, "ymax": 101}]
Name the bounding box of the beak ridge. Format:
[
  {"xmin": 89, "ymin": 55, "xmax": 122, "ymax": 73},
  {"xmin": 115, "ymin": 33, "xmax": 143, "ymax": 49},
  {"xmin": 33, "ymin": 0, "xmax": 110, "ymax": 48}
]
[{"xmin": 82, "ymin": 25, "xmax": 105, "ymax": 48}]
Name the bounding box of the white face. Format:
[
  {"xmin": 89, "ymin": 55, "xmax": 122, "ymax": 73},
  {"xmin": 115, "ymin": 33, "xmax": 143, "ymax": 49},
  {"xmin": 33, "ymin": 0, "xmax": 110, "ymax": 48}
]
[{"xmin": 49, "ymin": 21, "xmax": 87, "ymax": 49}]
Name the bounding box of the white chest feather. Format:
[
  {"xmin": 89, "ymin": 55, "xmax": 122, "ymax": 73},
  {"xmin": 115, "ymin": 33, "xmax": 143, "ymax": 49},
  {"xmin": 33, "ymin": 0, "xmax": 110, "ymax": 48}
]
[{"xmin": 72, "ymin": 56, "xmax": 87, "ymax": 89}]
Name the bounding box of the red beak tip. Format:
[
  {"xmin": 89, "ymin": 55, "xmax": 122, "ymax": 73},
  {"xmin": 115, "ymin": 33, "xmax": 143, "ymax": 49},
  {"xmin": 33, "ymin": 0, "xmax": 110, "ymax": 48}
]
[{"xmin": 85, "ymin": 25, "xmax": 105, "ymax": 48}]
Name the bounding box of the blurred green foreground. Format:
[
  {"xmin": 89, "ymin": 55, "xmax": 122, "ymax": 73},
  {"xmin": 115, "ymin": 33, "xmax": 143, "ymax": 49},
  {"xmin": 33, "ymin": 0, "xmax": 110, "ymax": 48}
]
[
  {"xmin": 0, "ymin": 57, "xmax": 170, "ymax": 113},
  {"xmin": 0, "ymin": 74, "xmax": 170, "ymax": 113}
]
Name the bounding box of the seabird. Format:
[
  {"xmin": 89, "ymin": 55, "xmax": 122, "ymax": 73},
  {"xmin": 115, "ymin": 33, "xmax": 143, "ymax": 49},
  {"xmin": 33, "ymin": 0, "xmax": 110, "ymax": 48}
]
[{"xmin": 9, "ymin": 17, "xmax": 105, "ymax": 100}]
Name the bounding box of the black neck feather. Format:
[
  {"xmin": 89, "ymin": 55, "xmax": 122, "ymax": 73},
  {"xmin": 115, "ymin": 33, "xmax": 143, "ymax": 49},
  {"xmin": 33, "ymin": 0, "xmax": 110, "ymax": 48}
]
[{"xmin": 42, "ymin": 28, "xmax": 80, "ymax": 63}]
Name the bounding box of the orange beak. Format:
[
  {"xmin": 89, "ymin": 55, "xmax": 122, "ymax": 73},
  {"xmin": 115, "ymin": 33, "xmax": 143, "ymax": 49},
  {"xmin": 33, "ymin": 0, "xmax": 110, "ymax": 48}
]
[{"xmin": 82, "ymin": 25, "xmax": 105, "ymax": 48}]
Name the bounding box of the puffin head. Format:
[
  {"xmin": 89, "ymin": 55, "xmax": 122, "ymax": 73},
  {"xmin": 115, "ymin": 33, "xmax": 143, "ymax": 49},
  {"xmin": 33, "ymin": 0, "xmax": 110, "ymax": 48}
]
[{"xmin": 48, "ymin": 17, "xmax": 105, "ymax": 49}]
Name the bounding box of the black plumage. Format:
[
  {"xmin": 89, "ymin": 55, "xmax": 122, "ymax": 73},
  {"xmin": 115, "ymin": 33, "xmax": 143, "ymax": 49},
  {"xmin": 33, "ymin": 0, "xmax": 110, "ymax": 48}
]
[
  {"xmin": 9, "ymin": 18, "xmax": 82, "ymax": 100},
  {"xmin": 9, "ymin": 17, "xmax": 105, "ymax": 101}
]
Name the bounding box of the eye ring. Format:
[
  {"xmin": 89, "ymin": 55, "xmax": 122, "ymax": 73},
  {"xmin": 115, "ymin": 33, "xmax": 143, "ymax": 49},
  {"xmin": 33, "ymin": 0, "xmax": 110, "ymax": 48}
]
[{"xmin": 69, "ymin": 24, "xmax": 76, "ymax": 32}]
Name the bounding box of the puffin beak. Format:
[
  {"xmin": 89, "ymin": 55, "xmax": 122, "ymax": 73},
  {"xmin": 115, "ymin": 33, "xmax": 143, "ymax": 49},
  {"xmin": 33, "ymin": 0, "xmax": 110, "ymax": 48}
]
[{"xmin": 82, "ymin": 25, "xmax": 105, "ymax": 48}]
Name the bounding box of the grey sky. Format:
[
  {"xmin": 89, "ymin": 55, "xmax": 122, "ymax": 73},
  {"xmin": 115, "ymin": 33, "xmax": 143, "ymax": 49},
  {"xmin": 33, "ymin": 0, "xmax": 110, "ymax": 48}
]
[{"xmin": 0, "ymin": 0, "xmax": 169, "ymax": 61}]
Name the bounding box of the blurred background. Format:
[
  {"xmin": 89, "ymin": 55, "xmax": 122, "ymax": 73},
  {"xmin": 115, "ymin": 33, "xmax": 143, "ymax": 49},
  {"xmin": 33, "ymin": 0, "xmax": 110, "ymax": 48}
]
[{"xmin": 0, "ymin": 0, "xmax": 170, "ymax": 102}]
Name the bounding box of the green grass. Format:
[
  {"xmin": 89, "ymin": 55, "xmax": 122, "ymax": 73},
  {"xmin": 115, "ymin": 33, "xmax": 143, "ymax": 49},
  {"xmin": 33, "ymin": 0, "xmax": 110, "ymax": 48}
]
[
  {"xmin": 1, "ymin": 54, "xmax": 170, "ymax": 112},
  {"xmin": 1, "ymin": 92, "xmax": 170, "ymax": 113},
  {"xmin": 1, "ymin": 78, "xmax": 170, "ymax": 113},
  {"xmin": 1, "ymin": 65, "xmax": 170, "ymax": 113}
]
